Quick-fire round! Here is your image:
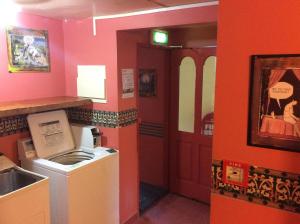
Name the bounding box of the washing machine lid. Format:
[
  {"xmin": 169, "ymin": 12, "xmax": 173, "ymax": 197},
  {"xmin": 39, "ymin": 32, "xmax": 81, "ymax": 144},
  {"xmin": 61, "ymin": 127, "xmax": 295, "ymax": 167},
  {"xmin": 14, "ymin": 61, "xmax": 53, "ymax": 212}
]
[{"xmin": 27, "ymin": 110, "xmax": 75, "ymax": 159}]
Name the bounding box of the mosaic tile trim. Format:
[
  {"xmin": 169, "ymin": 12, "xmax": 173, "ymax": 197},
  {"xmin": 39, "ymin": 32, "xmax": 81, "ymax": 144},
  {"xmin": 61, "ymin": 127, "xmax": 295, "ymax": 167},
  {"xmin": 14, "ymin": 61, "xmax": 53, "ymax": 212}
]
[
  {"xmin": 0, "ymin": 107, "xmax": 137, "ymax": 137},
  {"xmin": 0, "ymin": 115, "xmax": 28, "ymax": 137},
  {"xmin": 212, "ymin": 160, "xmax": 300, "ymax": 214},
  {"xmin": 67, "ymin": 107, "xmax": 137, "ymax": 128}
]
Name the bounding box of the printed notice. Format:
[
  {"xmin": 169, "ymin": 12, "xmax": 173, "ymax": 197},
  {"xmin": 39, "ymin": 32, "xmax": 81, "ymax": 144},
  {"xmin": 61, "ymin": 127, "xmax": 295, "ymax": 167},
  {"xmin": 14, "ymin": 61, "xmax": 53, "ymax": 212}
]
[
  {"xmin": 39, "ymin": 120, "xmax": 64, "ymax": 147},
  {"xmin": 122, "ymin": 69, "xmax": 134, "ymax": 98}
]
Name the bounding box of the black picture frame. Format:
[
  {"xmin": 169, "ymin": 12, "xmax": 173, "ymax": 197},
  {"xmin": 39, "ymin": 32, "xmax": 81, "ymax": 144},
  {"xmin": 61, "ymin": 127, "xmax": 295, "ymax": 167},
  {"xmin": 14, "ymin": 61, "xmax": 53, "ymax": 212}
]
[
  {"xmin": 139, "ymin": 69, "xmax": 156, "ymax": 97},
  {"xmin": 248, "ymin": 54, "xmax": 300, "ymax": 152}
]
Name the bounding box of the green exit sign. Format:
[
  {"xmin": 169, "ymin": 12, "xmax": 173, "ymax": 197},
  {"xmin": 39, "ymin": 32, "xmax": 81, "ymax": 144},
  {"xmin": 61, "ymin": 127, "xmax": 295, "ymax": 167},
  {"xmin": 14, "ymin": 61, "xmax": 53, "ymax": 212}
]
[{"xmin": 151, "ymin": 29, "xmax": 168, "ymax": 46}]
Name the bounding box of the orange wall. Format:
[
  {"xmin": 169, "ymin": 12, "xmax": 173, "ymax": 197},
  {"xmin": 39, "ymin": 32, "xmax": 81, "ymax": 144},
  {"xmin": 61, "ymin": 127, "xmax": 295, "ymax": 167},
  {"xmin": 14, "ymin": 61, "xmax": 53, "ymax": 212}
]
[{"xmin": 211, "ymin": 1, "xmax": 300, "ymax": 223}]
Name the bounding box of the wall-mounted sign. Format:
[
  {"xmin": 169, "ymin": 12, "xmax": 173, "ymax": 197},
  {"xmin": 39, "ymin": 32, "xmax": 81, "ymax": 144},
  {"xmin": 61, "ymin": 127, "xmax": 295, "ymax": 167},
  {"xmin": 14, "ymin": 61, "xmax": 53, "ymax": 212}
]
[
  {"xmin": 6, "ymin": 26, "xmax": 50, "ymax": 72},
  {"xmin": 122, "ymin": 69, "xmax": 134, "ymax": 98},
  {"xmin": 151, "ymin": 29, "xmax": 168, "ymax": 46},
  {"xmin": 77, "ymin": 65, "xmax": 107, "ymax": 103},
  {"xmin": 222, "ymin": 160, "xmax": 249, "ymax": 187}
]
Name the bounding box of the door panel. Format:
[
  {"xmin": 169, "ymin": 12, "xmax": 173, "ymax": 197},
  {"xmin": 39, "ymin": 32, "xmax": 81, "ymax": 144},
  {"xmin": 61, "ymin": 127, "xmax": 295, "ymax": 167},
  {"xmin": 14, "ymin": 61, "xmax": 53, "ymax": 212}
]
[
  {"xmin": 177, "ymin": 141, "xmax": 193, "ymax": 180},
  {"xmin": 170, "ymin": 48, "xmax": 216, "ymax": 204}
]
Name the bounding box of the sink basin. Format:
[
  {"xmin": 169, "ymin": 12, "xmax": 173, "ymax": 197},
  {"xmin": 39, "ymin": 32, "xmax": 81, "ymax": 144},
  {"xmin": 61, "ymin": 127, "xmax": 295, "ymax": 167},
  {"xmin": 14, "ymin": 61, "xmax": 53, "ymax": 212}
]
[
  {"xmin": 0, "ymin": 155, "xmax": 50, "ymax": 224},
  {"xmin": 0, "ymin": 167, "xmax": 43, "ymax": 196}
]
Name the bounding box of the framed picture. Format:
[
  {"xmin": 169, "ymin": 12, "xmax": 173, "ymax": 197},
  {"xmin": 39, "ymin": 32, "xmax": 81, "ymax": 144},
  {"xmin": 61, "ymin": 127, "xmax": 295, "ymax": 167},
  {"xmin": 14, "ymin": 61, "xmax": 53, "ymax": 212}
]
[
  {"xmin": 139, "ymin": 69, "xmax": 156, "ymax": 97},
  {"xmin": 248, "ymin": 54, "xmax": 300, "ymax": 152},
  {"xmin": 6, "ymin": 26, "xmax": 50, "ymax": 72}
]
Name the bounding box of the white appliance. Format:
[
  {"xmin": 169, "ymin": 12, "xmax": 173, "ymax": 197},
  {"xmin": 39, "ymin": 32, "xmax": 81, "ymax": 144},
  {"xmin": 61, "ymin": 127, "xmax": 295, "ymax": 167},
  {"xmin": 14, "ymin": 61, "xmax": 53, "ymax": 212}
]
[
  {"xmin": 0, "ymin": 153, "xmax": 50, "ymax": 224},
  {"xmin": 70, "ymin": 123, "xmax": 101, "ymax": 149},
  {"xmin": 18, "ymin": 110, "xmax": 119, "ymax": 224}
]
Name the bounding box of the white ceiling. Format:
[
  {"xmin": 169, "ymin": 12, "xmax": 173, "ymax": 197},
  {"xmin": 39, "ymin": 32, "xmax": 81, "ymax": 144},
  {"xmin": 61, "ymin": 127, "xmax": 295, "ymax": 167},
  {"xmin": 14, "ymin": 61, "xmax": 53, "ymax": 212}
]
[{"xmin": 10, "ymin": 0, "xmax": 216, "ymax": 19}]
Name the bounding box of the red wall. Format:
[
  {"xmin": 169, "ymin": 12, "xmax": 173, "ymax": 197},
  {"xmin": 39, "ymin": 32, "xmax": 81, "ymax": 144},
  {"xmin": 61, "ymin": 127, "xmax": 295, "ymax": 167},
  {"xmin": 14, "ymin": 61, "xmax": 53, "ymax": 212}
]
[
  {"xmin": 170, "ymin": 24, "xmax": 217, "ymax": 48},
  {"xmin": 0, "ymin": 13, "xmax": 65, "ymax": 102},
  {"xmin": 117, "ymin": 30, "xmax": 149, "ymax": 221},
  {"xmin": 138, "ymin": 46, "xmax": 169, "ymax": 188},
  {"xmin": 211, "ymin": 1, "xmax": 300, "ymax": 223},
  {"xmin": 63, "ymin": 5, "xmax": 218, "ymax": 223}
]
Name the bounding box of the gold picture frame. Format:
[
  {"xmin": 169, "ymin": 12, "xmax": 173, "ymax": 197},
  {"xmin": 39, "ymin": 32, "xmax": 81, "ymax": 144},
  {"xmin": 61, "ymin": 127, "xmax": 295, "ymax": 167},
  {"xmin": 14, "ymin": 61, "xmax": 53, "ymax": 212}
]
[{"xmin": 6, "ymin": 26, "xmax": 50, "ymax": 73}]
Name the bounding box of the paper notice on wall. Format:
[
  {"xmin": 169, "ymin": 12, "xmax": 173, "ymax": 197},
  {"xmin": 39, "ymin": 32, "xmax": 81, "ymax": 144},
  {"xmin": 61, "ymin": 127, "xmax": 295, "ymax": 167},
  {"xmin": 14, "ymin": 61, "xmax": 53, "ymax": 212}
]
[
  {"xmin": 77, "ymin": 65, "xmax": 107, "ymax": 103},
  {"xmin": 122, "ymin": 69, "xmax": 134, "ymax": 98}
]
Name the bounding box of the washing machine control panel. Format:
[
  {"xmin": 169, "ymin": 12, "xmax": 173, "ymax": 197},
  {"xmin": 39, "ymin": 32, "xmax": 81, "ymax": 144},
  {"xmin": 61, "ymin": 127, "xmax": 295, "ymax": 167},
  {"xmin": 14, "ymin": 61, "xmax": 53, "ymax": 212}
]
[{"xmin": 18, "ymin": 138, "xmax": 37, "ymax": 160}]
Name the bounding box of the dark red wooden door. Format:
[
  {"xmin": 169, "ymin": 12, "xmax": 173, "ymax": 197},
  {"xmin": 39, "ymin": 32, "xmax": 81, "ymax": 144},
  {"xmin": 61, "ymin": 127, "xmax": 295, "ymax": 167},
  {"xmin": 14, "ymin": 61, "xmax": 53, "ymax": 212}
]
[{"xmin": 169, "ymin": 48, "xmax": 216, "ymax": 204}]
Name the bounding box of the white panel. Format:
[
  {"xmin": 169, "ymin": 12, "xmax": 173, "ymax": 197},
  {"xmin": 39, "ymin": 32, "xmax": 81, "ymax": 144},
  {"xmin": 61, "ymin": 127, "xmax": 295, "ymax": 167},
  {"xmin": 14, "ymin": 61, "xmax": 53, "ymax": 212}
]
[{"xmin": 77, "ymin": 65, "xmax": 107, "ymax": 103}]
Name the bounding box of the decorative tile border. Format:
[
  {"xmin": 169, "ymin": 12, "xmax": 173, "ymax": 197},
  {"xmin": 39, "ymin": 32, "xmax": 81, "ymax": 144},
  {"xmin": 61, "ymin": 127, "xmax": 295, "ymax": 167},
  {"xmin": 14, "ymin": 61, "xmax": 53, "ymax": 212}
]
[
  {"xmin": 212, "ymin": 160, "xmax": 300, "ymax": 214},
  {"xmin": 0, "ymin": 115, "xmax": 28, "ymax": 137},
  {"xmin": 139, "ymin": 122, "xmax": 164, "ymax": 137},
  {"xmin": 0, "ymin": 107, "xmax": 137, "ymax": 137},
  {"xmin": 67, "ymin": 107, "xmax": 137, "ymax": 128}
]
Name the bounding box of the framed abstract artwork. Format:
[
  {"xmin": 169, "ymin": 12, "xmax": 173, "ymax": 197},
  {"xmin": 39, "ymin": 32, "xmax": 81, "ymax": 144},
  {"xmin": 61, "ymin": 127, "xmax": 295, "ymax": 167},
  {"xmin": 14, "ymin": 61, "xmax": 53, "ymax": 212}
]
[
  {"xmin": 6, "ymin": 26, "xmax": 50, "ymax": 72},
  {"xmin": 139, "ymin": 69, "xmax": 156, "ymax": 97},
  {"xmin": 248, "ymin": 54, "xmax": 300, "ymax": 152}
]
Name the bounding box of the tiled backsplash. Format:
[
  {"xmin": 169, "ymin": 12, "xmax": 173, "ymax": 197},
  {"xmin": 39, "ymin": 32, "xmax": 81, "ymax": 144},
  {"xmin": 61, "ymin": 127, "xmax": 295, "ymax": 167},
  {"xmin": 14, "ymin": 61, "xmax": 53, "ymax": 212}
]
[
  {"xmin": 0, "ymin": 107, "xmax": 138, "ymax": 137},
  {"xmin": 67, "ymin": 107, "xmax": 137, "ymax": 128},
  {"xmin": 0, "ymin": 115, "xmax": 28, "ymax": 137}
]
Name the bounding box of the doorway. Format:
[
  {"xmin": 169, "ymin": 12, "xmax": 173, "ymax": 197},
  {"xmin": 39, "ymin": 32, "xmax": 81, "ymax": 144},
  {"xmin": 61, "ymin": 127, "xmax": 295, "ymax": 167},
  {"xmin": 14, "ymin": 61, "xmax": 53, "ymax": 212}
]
[
  {"xmin": 137, "ymin": 45, "xmax": 170, "ymax": 213},
  {"xmin": 135, "ymin": 23, "xmax": 217, "ymax": 215},
  {"xmin": 169, "ymin": 48, "xmax": 216, "ymax": 203}
]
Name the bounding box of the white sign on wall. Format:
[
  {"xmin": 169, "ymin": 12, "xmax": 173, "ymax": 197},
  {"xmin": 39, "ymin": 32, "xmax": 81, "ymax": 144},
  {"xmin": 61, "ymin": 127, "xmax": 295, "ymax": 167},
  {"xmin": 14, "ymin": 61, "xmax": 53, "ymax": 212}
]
[
  {"xmin": 121, "ymin": 68, "xmax": 134, "ymax": 98},
  {"xmin": 77, "ymin": 65, "xmax": 107, "ymax": 103}
]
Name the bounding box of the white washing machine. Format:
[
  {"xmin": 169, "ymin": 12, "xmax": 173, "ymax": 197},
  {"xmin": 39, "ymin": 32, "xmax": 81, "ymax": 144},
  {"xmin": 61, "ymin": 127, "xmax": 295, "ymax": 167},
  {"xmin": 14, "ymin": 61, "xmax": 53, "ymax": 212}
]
[{"xmin": 18, "ymin": 110, "xmax": 119, "ymax": 224}]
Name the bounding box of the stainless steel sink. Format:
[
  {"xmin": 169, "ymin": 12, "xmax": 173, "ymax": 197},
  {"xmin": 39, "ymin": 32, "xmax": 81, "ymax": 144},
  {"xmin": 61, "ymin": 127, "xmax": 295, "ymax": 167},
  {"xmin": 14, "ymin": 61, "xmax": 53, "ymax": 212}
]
[{"xmin": 0, "ymin": 167, "xmax": 43, "ymax": 196}]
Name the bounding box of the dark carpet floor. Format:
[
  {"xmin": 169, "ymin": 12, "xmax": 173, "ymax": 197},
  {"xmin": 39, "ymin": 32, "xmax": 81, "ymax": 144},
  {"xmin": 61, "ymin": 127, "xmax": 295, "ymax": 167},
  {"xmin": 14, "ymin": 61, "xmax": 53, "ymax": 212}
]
[{"xmin": 140, "ymin": 182, "xmax": 168, "ymax": 213}]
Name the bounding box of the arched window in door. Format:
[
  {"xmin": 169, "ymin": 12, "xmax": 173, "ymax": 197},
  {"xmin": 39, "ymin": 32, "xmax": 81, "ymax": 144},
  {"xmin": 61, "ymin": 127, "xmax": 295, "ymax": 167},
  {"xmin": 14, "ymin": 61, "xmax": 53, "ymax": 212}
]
[
  {"xmin": 201, "ymin": 56, "xmax": 217, "ymax": 136},
  {"xmin": 178, "ymin": 56, "xmax": 196, "ymax": 133}
]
